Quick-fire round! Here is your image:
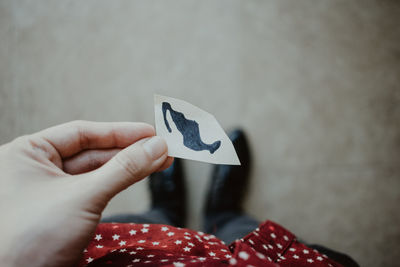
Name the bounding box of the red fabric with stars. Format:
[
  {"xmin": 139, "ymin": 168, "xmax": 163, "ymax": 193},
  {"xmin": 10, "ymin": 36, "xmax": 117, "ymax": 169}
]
[{"xmin": 81, "ymin": 220, "xmax": 343, "ymax": 267}]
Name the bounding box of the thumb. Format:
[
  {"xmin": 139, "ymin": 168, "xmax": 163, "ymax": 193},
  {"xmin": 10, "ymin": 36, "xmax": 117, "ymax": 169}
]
[{"xmin": 88, "ymin": 136, "xmax": 168, "ymax": 198}]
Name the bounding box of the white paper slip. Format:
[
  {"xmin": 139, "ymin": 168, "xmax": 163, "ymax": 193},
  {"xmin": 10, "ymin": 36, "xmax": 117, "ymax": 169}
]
[{"xmin": 154, "ymin": 94, "xmax": 240, "ymax": 165}]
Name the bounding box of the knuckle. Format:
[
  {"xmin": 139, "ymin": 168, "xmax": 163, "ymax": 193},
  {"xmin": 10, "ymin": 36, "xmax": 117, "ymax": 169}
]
[
  {"xmin": 13, "ymin": 135, "xmax": 54, "ymax": 159},
  {"xmin": 68, "ymin": 120, "xmax": 96, "ymax": 149},
  {"xmin": 87, "ymin": 154, "xmax": 103, "ymax": 170},
  {"xmin": 77, "ymin": 125, "xmax": 91, "ymax": 149},
  {"xmin": 114, "ymin": 150, "xmax": 146, "ymax": 178}
]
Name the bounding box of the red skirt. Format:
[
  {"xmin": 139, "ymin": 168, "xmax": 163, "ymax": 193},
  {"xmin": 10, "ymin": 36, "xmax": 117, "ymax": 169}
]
[{"xmin": 80, "ymin": 220, "xmax": 342, "ymax": 267}]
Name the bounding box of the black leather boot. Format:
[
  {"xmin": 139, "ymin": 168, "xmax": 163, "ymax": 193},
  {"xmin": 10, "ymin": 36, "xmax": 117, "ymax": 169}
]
[
  {"xmin": 149, "ymin": 158, "xmax": 186, "ymax": 227},
  {"xmin": 204, "ymin": 129, "xmax": 252, "ymax": 228}
]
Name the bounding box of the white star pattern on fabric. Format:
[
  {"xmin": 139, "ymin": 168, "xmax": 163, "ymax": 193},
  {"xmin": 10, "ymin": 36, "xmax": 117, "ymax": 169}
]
[
  {"xmin": 82, "ymin": 221, "xmax": 337, "ymax": 266},
  {"xmin": 143, "ymin": 224, "xmax": 150, "ymax": 227},
  {"xmin": 129, "ymin": 230, "xmax": 136, "ymax": 235},
  {"xmin": 83, "ymin": 248, "xmax": 88, "ymax": 253},
  {"xmin": 256, "ymin": 252, "xmax": 266, "ymax": 259},
  {"xmin": 173, "ymin": 262, "xmax": 185, "ymax": 267},
  {"xmin": 239, "ymin": 251, "xmax": 250, "ymax": 260}
]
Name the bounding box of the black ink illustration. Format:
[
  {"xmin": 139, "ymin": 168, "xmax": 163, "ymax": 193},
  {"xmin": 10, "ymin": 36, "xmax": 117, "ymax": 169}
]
[{"xmin": 162, "ymin": 102, "xmax": 221, "ymax": 154}]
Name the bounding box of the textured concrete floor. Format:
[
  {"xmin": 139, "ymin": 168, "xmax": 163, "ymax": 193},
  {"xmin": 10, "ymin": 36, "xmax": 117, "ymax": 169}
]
[{"xmin": 1, "ymin": 1, "xmax": 400, "ymax": 266}]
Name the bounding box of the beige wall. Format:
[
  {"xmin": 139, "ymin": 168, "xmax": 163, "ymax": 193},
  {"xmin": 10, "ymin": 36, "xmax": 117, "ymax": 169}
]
[{"xmin": 1, "ymin": 1, "xmax": 399, "ymax": 266}]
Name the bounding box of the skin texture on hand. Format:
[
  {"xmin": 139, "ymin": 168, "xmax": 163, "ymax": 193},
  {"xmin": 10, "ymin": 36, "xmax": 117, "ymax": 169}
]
[{"xmin": 0, "ymin": 121, "xmax": 173, "ymax": 267}]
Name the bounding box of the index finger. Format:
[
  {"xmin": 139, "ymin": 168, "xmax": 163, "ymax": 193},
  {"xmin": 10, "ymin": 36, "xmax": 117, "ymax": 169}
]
[{"xmin": 34, "ymin": 120, "xmax": 155, "ymax": 159}]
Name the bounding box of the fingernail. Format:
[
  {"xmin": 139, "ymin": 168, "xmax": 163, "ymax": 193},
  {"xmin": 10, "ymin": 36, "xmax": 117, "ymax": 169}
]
[{"xmin": 143, "ymin": 136, "xmax": 167, "ymax": 160}]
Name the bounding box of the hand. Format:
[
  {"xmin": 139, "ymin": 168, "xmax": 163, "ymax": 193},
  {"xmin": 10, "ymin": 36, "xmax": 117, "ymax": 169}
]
[{"xmin": 0, "ymin": 121, "xmax": 173, "ymax": 267}]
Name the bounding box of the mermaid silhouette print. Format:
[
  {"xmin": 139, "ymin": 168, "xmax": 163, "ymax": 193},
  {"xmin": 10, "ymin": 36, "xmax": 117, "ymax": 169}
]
[{"xmin": 162, "ymin": 102, "xmax": 221, "ymax": 154}]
